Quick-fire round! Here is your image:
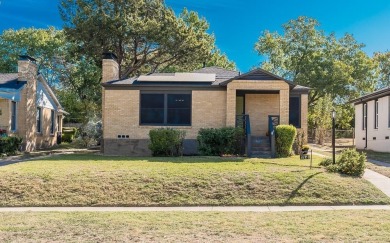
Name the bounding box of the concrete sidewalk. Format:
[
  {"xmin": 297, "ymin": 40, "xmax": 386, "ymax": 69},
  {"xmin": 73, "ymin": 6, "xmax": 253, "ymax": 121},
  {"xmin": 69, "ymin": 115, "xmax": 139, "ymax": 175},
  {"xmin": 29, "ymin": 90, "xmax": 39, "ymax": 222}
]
[
  {"xmin": 363, "ymin": 169, "xmax": 390, "ymax": 197},
  {"xmin": 0, "ymin": 205, "xmax": 389, "ymax": 213}
]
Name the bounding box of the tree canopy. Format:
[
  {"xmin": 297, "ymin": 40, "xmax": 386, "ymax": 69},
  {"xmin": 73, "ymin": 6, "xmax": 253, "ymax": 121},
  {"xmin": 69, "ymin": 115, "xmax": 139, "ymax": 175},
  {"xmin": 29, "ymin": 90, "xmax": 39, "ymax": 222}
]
[
  {"xmin": 0, "ymin": 27, "xmax": 66, "ymax": 85},
  {"xmin": 255, "ymin": 16, "xmax": 378, "ymax": 105},
  {"xmin": 374, "ymin": 51, "xmax": 390, "ymax": 88},
  {"xmin": 59, "ymin": 0, "xmax": 235, "ymax": 78}
]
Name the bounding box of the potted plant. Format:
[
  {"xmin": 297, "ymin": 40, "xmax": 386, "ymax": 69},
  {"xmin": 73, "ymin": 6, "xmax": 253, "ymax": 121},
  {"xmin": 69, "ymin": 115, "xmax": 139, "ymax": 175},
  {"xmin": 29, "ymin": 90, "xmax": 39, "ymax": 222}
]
[{"xmin": 300, "ymin": 144, "xmax": 310, "ymax": 159}]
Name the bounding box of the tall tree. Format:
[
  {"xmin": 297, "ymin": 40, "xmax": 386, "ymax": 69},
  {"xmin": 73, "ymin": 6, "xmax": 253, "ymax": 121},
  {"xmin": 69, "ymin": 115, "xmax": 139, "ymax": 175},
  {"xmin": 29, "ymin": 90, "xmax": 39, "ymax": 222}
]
[
  {"xmin": 374, "ymin": 51, "xmax": 390, "ymax": 88},
  {"xmin": 0, "ymin": 27, "xmax": 66, "ymax": 85},
  {"xmin": 0, "ymin": 27, "xmax": 101, "ymax": 123},
  {"xmin": 255, "ymin": 16, "xmax": 377, "ymax": 105},
  {"xmin": 59, "ymin": 1, "xmax": 233, "ymax": 77}
]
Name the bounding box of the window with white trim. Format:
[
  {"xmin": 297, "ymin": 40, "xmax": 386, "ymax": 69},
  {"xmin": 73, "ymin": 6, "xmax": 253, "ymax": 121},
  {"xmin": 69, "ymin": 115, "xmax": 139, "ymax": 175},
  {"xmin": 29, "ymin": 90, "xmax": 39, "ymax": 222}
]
[
  {"xmin": 363, "ymin": 103, "xmax": 367, "ymax": 130},
  {"xmin": 50, "ymin": 110, "xmax": 55, "ymax": 134},
  {"xmin": 11, "ymin": 101, "xmax": 17, "ymax": 131},
  {"xmin": 374, "ymin": 100, "xmax": 379, "ymax": 129},
  {"xmin": 37, "ymin": 107, "xmax": 42, "ymax": 133}
]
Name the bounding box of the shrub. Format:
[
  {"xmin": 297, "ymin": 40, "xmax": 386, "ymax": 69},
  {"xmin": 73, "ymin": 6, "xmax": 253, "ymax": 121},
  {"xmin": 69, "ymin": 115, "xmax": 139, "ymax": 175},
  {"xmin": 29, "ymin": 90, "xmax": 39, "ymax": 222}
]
[
  {"xmin": 319, "ymin": 158, "xmax": 332, "ymax": 167},
  {"xmin": 336, "ymin": 149, "xmax": 366, "ymax": 177},
  {"xmin": 275, "ymin": 125, "xmax": 297, "ymax": 157},
  {"xmin": 0, "ymin": 136, "xmax": 22, "ymax": 155},
  {"xmin": 78, "ymin": 117, "xmax": 102, "ymax": 147},
  {"xmin": 197, "ymin": 127, "xmax": 244, "ymax": 156},
  {"xmin": 62, "ymin": 127, "xmax": 77, "ymax": 143},
  {"xmin": 149, "ymin": 128, "xmax": 186, "ymax": 156},
  {"xmin": 321, "ymin": 149, "xmax": 366, "ymax": 177},
  {"xmin": 293, "ymin": 129, "xmax": 305, "ymax": 155}
]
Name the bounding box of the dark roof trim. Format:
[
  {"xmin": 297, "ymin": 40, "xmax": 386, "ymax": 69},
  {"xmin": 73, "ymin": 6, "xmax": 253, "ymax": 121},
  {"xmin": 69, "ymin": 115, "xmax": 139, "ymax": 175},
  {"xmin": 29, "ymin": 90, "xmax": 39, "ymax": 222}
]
[
  {"xmin": 102, "ymin": 52, "xmax": 118, "ymax": 61},
  {"xmin": 350, "ymin": 87, "xmax": 390, "ymax": 104},
  {"xmin": 103, "ymin": 84, "xmax": 225, "ymax": 91},
  {"xmin": 19, "ymin": 55, "xmax": 37, "ymax": 63},
  {"xmin": 219, "ymin": 68, "xmax": 295, "ymax": 87}
]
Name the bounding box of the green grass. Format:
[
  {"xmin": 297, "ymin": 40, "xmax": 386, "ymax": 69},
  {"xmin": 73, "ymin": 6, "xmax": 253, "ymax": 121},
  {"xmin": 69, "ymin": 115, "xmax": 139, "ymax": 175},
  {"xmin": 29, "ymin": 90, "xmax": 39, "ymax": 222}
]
[
  {"xmin": 0, "ymin": 210, "xmax": 390, "ymax": 242},
  {"xmin": 0, "ymin": 154, "xmax": 388, "ymax": 206},
  {"xmin": 363, "ymin": 150, "xmax": 390, "ymax": 163},
  {"xmin": 357, "ymin": 150, "xmax": 390, "ymax": 178},
  {"xmin": 367, "ymin": 163, "xmax": 390, "ymax": 178}
]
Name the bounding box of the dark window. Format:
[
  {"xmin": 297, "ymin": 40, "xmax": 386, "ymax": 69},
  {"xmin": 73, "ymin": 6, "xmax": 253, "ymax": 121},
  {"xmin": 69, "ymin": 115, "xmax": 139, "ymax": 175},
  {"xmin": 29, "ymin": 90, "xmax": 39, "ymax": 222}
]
[
  {"xmin": 140, "ymin": 93, "xmax": 191, "ymax": 126},
  {"xmin": 363, "ymin": 103, "xmax": 367, "ymax": 130},
  {"xmin": 11, "ymin": 101, "xmax": 16, "ymax": 131},
  {"xmin": 37, "ymin": 107, "xmax": 42, "ymax": 133},
  {"xmin": 57, "ymin": 115, "xmax": 61, "ymax": 132},
  {"xmin": 289, "ymin": 96, "xmax": 301, "ymax": 128},
  {"xmin": 140, "ymin": 94, "xmax": 164, "ymax": 124},
  {"xmin": 167, "ymin": 94, "xmax": 191, "ymax": 125},
  {"xmin": 374, "ymin": 100, "xmax": 379, "ymax": 129},
  {"xmin": 50, "ymin": 110, "xmax": 55, "ymax": 134}
]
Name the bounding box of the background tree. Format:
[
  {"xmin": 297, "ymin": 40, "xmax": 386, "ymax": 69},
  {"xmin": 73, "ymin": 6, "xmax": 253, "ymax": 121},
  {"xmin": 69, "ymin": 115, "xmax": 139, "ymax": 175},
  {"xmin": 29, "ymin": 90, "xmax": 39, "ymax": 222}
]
[
  {"xmin": 0, "ymin": 27, "xmax": 100, "ymax": 123},
  {"xmin": 59, "ymin": 1, "xmax": 235, "ymax": 78},
  {"xmin": 0, "ymin": 27, "xmax": 66, "ymax": 86},
  {"xmin": 255, "ymin": 16, "xmax": 378, "ymax": 132},
  {"xmin": 374, "ymin": 51, "xmax": 390, "ymax": 88},
  {"xmin": 255, "ymin": 16, "xmax": 377, "ymax": 105}
]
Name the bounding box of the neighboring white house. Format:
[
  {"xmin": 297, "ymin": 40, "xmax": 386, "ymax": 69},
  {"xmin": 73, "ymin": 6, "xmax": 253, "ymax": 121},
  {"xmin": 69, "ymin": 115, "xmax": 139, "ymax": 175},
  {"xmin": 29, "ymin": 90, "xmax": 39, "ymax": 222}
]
[{"xmin": 352, "ymin": 87, "xmax": 390, "ymax": 152}]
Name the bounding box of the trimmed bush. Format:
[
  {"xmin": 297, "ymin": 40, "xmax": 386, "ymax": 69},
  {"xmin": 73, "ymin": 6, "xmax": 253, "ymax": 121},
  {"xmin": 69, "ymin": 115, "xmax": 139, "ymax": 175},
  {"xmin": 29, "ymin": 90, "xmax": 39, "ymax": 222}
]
[
  {"xmin": 336, "ymin": 149, "xmax": 366, "ymax": 177},
  {"xmin": 275, "ymin": 125, "xmax": 297, "ymax": 157},
  {"xmin": 62, "ymin": 127, "xmax": 77, "ymax": 143},
  {"xmin": 149, "ymin": 128, "xmax": 186, "ymax": 156},
  {"xmin": 321, "ymin": 149, "xmax": 366, "ymax": 177},
  {"xmin": 197, "ymin": 127, "xmax": 244, "ymax": 156},
  {"xmin": 0, "ymin": 136, "xmax": 22, "ymax": 155}
]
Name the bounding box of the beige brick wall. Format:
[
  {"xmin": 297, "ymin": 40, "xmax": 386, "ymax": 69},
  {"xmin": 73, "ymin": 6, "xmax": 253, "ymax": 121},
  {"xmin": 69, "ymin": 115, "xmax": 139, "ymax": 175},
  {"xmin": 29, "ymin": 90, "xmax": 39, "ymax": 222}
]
[
  {"xmin": 35, "ymin": 107, "xmax": 58, "ymax": 148},
  {"xmin": 245, "ymin": 94, "xmax": 280, "ymax": 136},
  {"xmin": 0, "ymin": 99, "xmax": 10, "ymax": 130},
  {"xmin": 103, "ymin": 89, "xmax": 227, "ymax": 141},
  {"xmin": 18, "ymin": 60, "xmax": 38, "ymax": 151},
  {"xmin": 226, "ymin": 80, "xmax": 290, "ymax": 127}
]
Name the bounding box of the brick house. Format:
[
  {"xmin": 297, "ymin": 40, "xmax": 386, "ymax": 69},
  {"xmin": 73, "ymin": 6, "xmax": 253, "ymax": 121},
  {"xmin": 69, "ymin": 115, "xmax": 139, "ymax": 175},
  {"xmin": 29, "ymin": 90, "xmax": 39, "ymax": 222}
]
[
  {"xmin": 352, "ymin": 87, "xmax": 390, "ymax": 152},
  {"xmin": 0, "ymin": 56, "xmax": 66, "ymax": 151},
  {"xmin": 101, "ymin": 53, "xmax": 310, "ymax": 156}
]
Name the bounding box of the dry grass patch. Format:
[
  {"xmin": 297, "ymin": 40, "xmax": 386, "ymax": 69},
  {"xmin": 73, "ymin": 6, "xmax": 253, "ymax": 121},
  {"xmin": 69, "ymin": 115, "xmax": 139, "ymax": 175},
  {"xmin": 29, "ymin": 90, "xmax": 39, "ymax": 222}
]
[
  {"xmin": 0, "ymin": 210, "xmax": 390, "ymax": 242},
  {"xmin": 0, "ymin": 154, "xmax": 388, "ymax": 206}
]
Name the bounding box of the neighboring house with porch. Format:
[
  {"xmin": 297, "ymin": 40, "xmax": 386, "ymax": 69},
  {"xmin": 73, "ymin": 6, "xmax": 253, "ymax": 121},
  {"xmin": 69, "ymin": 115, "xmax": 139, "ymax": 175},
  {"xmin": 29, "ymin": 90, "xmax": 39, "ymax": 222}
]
[
  {"xmin": 101, "ymin": 53, "xmax": 310, "ymax": 156},
  {"xmin": 0, "ymin": 56, "xmax": 66, "ymax": 151},
  {"xmin": 352, "ymin": 87, "xmax": 390, "ymax": 152}
]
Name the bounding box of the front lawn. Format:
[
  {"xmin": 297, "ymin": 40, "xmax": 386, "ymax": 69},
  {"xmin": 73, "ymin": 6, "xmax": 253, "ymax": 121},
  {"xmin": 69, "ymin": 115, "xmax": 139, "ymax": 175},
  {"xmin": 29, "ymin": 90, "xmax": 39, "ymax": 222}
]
[
  {"xmin": 0, "ymin": 211, "xmax": 389, "ymax": 242},
  {"xmin": 0, "ymin": 154, "xmax": 388, "ymax": 206},
  {"xmin": 363, "ymin": 150, "xmax": 390, "ymax": 163}
]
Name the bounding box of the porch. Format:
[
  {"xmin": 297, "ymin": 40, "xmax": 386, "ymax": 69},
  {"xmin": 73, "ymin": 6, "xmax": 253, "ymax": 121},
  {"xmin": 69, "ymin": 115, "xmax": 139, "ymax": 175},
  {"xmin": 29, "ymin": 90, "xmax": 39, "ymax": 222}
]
[{"xmin": 233, "ymin": 90, "xmax": 283, "ymax": 158}]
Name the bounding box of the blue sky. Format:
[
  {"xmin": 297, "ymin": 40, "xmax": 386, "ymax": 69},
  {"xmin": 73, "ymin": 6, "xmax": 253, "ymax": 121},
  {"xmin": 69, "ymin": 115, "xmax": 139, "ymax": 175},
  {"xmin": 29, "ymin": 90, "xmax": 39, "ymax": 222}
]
[{"xmin": 0, "ymin": 0, "xmax": 389, "ymax": 72}]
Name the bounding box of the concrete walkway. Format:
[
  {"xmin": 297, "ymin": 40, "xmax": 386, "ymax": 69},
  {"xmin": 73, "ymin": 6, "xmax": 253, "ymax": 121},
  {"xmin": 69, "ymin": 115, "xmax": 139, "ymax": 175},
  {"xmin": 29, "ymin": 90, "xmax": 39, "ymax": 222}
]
[
  {"xmin": 363, "ymin": 169, "xmax": 390, "ymax": 197},
  {"xmin": 0, "ymin": 205, "xmax": 389, "ymax": 213}
]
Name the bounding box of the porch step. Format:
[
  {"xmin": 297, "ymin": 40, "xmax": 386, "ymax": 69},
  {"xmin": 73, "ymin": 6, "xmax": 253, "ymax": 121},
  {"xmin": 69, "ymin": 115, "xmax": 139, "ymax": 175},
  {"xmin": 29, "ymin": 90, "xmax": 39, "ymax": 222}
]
[{"xmin": 250, "ymin": 136, "xmax": 272, "ymax": 158}]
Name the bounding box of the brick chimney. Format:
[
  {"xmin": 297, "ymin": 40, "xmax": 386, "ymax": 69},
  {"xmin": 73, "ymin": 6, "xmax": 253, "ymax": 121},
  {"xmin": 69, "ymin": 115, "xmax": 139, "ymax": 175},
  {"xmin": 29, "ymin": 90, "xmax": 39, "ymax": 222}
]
[
  {"xmin": 17, "ymin": 55, "xmax": 38, "ymax": 152},
  {"xmin": 102, "ymin": 52, "xmax": 119, "ymax": 83}
]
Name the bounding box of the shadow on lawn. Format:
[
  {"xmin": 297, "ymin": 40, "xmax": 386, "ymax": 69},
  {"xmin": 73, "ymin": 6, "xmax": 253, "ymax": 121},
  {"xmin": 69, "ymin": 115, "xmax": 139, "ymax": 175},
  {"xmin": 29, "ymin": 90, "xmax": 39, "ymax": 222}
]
[{"xmin": 285, "ymin": 172, "xmax": 323, "ymax": 204}]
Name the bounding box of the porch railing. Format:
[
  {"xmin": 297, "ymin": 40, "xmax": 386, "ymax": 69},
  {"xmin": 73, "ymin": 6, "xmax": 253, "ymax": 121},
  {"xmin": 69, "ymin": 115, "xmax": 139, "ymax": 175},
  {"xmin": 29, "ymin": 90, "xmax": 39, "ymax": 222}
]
[
  {"xmin": 268, "ymin": 116, "xmax": 279, "ymax": 158},
  {"xmin": 236, "ymin": 114, "xmax": 251, "ymax": 157}
]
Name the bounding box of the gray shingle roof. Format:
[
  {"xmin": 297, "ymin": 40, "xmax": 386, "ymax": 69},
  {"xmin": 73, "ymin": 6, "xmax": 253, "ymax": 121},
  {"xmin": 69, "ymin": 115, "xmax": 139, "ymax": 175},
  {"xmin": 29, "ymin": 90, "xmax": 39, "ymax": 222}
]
[
  {"xmin": 192, "ymin": 66, "xmax": 239, "ymax": 85},
  {"xmin": 350, "ymin": 86, "xmax": 390, "ymax": 104},
  {"xmin": 0, "ymin": 73, "xmax": 26, "ymax": 90}
]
